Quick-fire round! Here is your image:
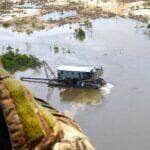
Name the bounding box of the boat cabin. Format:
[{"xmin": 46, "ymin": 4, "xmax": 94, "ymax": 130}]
[{"xmin": 57, "ymin": 66, "xmax": 103, "ymax": 80}]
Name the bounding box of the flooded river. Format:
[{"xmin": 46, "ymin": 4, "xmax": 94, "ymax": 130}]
[{"xmin": 0, "ymin": 17, "xmax": 150, "ymax": 149}]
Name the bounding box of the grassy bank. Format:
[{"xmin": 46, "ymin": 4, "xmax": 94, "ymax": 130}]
[{"xmin": 3, "ymin": 77, "xmax": 45, "ymax": 144}]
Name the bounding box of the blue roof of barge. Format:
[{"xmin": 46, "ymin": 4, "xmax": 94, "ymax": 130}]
[{"xmin": 57, "ymin": 66, "xmax": 96, "ymax": 72}]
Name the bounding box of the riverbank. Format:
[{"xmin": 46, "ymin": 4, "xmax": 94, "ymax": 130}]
[
  {"xmin": 0, "ymin": 0, "xmax": 149, "ymax": 33},
  {"xmin": 0, "ymin": 68, "xmax": 95, "ymax": 149}
]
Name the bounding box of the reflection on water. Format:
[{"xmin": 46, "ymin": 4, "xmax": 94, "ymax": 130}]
[
  {"xmin": 46, "ymin": 84, "xmax": 113, "ymax": 119},
  {"xmin": 46, "ymin": 83, "xmax": 113, "ymax": 105},
  {"xmin": 60, "ymin": 88, "xmax": 104, "ymax": 105}
]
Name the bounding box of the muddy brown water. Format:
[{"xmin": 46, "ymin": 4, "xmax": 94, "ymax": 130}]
[{"xmin": 0, "ymin": 17, "xmax": 150, "ymax": 149}]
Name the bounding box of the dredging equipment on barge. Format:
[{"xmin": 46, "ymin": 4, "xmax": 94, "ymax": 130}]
[{"xmin": 21, "ymin": 61, "xmax": 106, "ymax": 89}]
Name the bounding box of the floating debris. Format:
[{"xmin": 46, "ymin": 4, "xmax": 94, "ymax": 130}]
[{"xmin": 50, "ymin": 44, "xmax": 74, "ymax": 54}]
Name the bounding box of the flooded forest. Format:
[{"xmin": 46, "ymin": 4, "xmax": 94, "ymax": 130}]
[{"xmin": 0, "ymin": 0, "xmax": 150, "ymax": 149}]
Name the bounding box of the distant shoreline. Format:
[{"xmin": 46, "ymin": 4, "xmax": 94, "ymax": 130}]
[{"xmin": 0, "ymin": 0, "xmax": 149, "ymax": 33}]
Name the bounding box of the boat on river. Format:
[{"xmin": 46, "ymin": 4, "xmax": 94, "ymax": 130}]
[{"xmin": 21, "ymin": 61, "xmax": 106, "ymax": 89}]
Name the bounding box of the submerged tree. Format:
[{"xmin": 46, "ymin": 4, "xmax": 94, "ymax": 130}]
[
  {"xmin": 5, "ymin": 0, "xmax": 7, "ymax": 9},
  {"xmin": 84, "ymin": 19, "xmax": 92, "ymax": 28},
  {"xmin": 74, "ymin": 28, "xmax": 86, "ymax": 41}
]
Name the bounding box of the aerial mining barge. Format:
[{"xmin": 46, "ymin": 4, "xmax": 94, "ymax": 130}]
[{"xmin": 21, "ymin": 61, "xmax": 106, "ymax": 89}]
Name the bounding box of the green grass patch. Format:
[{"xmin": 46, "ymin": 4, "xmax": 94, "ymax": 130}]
[
  {"xmin": 3, "ymin": 78, "xmax": 45, "ymax": 144},
  {"xmin": 1, "ymin": 46, "xmax": 41, "ymax": 73},
  {"xmin": 37, "ymin": 103, "xmax": 57, "ymax": 130}
]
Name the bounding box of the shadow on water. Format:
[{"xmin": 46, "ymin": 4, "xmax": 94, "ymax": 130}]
[
  {"xmin": 59, "ymin": 88, "xmax": 104, "ymax": 105},
  {"xmin": 58, "ymin": 83, "xmax": 113, "ymax": 105},
  {"xmin": 45, "ymin": 86, "xmax": 107, "ymax": 119}
]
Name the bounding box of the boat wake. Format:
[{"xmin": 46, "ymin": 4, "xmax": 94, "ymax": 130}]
[
  {"xmin": 63, "ymin": 83, "xmax": 114, "ymax": 118},
  {"xmin": 101, "ymin": 83, "xmax": 114, "ymax": 95}
]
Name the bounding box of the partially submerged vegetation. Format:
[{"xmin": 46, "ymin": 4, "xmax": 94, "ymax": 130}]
[
  {"xmin": 1, "ymin": 46, "xmax": 41, "ymax": 72},
  {"xmin": 75, "ymin": 28, "xmax": 86, "ymax": 41},
  {"xmin": 50, "ymin": 44, "xmax": 73, "ymax": 54},
  {"xmin": 128, "ymin": 0, "xmax": 150, "ymax": 23},
  {"xmin": 2, "ymin": 17, "xmax": 45, "ymax": 33},
  {"xmin": 0, "ymin": 2, "xmax": 12, "ymax": 11},
  {"xmin": 84, "ymin": 19, "xmax": 92, "ymax": 28},
  {"xmin": 0, "ymin": 2, "xmax": 7, "ymax": 10},
  {"xmin": 0, "ymin": 0, "xmax": 149, "ymax": 33},
  {"xmin": 2, "ymin": 22, "xmax": 10, "ymax": 28},
  {"xmin": 0, "ymin": 1, "xmax": 115, "ymax": 33}
]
